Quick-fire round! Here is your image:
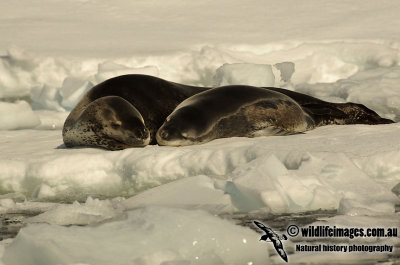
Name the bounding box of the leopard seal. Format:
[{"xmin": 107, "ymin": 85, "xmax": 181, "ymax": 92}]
[
  {"xmin": 156, "ymin": 85, "xmax": 315, "ymax": 146},
  {"xmin": 62, "ymin": 74, "xmax": 208, "ymax": 150}
]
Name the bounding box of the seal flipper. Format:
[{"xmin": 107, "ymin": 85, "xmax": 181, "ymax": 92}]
[
  {"xmin": 264, "ymin": 87, "xmax": 394, "ymax": 125},
  {"xmin": 335, "ymin": 102, "xmax": 394, "ymax": 125}
]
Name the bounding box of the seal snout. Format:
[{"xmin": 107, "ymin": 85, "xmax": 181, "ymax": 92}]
[
  {"xmin": 156, "ymin": 124, "xmax": 181, "ymax": 146},
  {"xmin": 125, "ymin": 127, "xmax": 150, "ymax": 147},
  {"xmin": 134, "ymin": 127, "xmax": 149, "ymax": 139}
]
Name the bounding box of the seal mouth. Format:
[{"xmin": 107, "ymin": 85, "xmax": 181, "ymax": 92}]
[
  {"xmin": 129, "ymin": 134, "xmax": 151, "ymax": 147},
  {"xmin": 123, "ymin": 133, "xmax": 150, "ymax": 147},
  {"xmin": 156, "ymin": 128, "xmax": 198, "ymax": 147},
  {"xmin": 116, "ymin": 126, "xmax": 151, "ymax": 148},
  {"xmin": 97, "ymin": 130, "xmax": 151, "ymax": 150},
  {"xmin": 109, "ymin": 136, "xmax": 150, "ymax": 150},
  {"xmin": 156, "ymin": 128, "xmax": 179, "ymax": 146}
]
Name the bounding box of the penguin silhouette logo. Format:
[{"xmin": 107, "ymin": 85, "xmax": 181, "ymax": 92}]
[{"xmin": 253, "ymin": 220, "xmax": 288, "ymax": 262}]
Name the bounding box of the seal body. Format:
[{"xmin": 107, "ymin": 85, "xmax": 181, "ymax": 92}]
[
  {"xmin": 156, "ymin": 85, "xmax": 315, "ymax": 146},
  {"xmin": 63, "ymin": 74, "xmax": 208, "ymax": 150}
]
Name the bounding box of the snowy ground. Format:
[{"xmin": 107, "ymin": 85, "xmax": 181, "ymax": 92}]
[
  {"xmin": 1, "ymin": 0, "xmax": 400, "ymax": 264},
  {"xmin": 1, "ymin": 125, "xmax": 399, "ymax": 264}
]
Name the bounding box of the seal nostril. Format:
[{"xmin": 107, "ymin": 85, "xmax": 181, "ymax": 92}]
[{"xmin": 135, "ymin": 128, "xmax": 146, "ymax": 138}]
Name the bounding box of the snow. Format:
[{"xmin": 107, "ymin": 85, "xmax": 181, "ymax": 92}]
[
  {"xmin": 1, "ymin": 0, "xmax": 400, "ymax": 264},
  {"xmin": 2, "ymin": 0, "xmax": 400, "ymax": 58}
]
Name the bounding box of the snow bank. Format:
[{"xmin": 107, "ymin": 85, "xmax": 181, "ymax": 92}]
[
  {"xmin": 0, "ymin": 40, "xmax": 399, "ymax": 130},
  {"xmin": 1, "ymin": 124, "xmax": 399, "ymax": 216},
  {"xmin": 0, "ymin": 101, "xmax": 40, "ymax": 130},
  {"xmin": 3, "ymin": 207, "xmax": 268, "ymax": 265},
  {"xmin": 230, "ymin": 152, "xmax": 398, "ymax": 214}
]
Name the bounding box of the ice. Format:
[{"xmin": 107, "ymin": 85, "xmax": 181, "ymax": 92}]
[
  {"xmin": 212, "ymin": 61, "xmax": 295, "ymax": 88},
  {"xmin": 229, "ymin": 152, "xmax": 399, "ymax": 214},
  {"xmin": 26, "ymin": 197, "xmax": 125, "ymax": 226},
  {"xmin": 338, "ymin": 199, "xmax": 395, "ymax": 216},
  {"xmin": 59, "ymin": 77, "xmax": 93, "ymax": 110},
  {"xmin": 0, "ymin": 200, "xmax": 57, "ymax": 216},
  {"xmin": 274, "ymin": 62, "xmax": 295, "ymax": 83},
  {"xmin": 31, "ymin": 184, "xmax": 56, "ymax": 199},
  {"xmin": 123, "ymin": 175, "xmax": 235, "ymax": 213},
  {"xmin": 3, "ymin": 207, "xmax": 268, "ymax": 265},
  {"xmin": 0, "ymin": 101, "xmax": 40, "ymax": 130},
  {"xmin": 30, "ymin": 84, "xmax": 64, "ymax": 111},
  {"xmin": 0, "ymin": 47, "xmax": 82, "ymax": 101},
  {"xmin": 353, "ymin": 151, "xmax": 400, "ymax": 190},
  {"xmin": 214, "ymin": 63, "xmax": 275, "ymax": 87},
  {"xmin": 0, "ymin": 48, "xmax": 36, "ymax": 99},
  {"xmin": 230, "ymin": 155, "xmax": 290, "ymax": 212}
]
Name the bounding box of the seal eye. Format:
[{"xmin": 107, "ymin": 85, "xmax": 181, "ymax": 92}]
[{"xmin": 111, "ymin": 121, "xmax": 122, "ymax": 129}]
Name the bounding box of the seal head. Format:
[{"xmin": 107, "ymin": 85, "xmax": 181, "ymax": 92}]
[
  {"xmin": 156, "ymin": 105, "xmax": 211, "ymax": 146},
  {"xmin": 64, "ymin": 96, "xmax": 150, "ymax": 150}
]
